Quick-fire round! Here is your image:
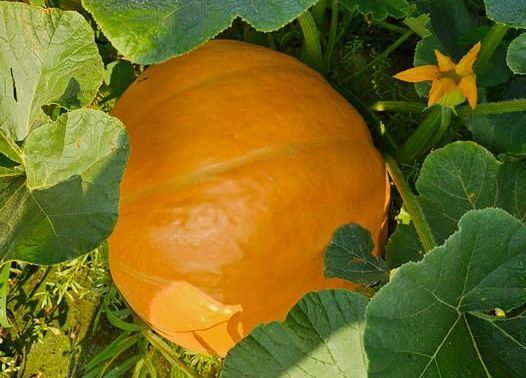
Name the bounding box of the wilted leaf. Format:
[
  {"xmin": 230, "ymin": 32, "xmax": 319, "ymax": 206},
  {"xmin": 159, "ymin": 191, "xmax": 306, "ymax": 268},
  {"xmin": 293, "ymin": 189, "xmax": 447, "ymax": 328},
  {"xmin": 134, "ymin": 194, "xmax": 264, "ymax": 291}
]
[
  {"xmin": 82, "ymin": 0, "xmax": 319, "ymax": 64},
  {"xmin": 325, "ymin": 224, "xmax": 388, "ymax": 285},
  {"xmin": 365, "ymin": 208, "xmax": 526, "ymax": 377},
  {"xmin": 0, "ymin": 2, "xmax": 103, "ymax": 141},
  {"xmin": 222, "ymin": 290, "xmax": 368, "ymax": 378}
]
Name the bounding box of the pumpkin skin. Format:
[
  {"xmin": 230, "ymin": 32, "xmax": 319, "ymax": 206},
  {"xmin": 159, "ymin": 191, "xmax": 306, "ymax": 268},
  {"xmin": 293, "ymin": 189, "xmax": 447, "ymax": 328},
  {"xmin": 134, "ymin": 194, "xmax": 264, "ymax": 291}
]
[{"xmin": 109, "ymin": 39, "xmax": 390, "ymax": 357}]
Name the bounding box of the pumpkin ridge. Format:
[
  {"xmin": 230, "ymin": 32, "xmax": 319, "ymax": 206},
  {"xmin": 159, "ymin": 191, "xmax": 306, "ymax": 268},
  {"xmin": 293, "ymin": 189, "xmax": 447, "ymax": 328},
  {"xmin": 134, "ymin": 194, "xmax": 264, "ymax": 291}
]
[{"xmin": 122, "ymin": 137, "xmax": 378, "ymax": 204}]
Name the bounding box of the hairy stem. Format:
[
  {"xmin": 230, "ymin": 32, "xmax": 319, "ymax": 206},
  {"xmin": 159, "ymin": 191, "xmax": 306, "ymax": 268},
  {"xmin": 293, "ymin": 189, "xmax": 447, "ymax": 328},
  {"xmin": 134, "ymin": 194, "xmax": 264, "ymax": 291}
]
[
  {"xmin": 458, "ymin": 99, "xmax": 526, "ymax": 116},
  {"xmin": 384, "ymin": 154, "xmax": 436, "ymax": 253},
  {"xmin": 396, "ymin": 106, "xmax": 452, "ymax": 163},
  {"xmin": 312, "ymin": 0, "xmax": 328, "ymax": 28},
  {"xmin": 371, "ymin": 19, "xmax": 407, "ymax": 34},
  {"xmin": 298, "ymin": 11, "xmax": 325, "ymax": 73},
  {"xmin": 325, "ymin": 0, "xmax": 339, "ymax": 69},
  {"xmin": 476, "ymin": 23, "xmax": 510, "ymax": 75},
  {"xmin": 0, "ymin": 262, "xmax": 11, "ymax": 328},
  {"xmin": 371, "ymin": 101, "xmax": 426, "ymax": 113}
]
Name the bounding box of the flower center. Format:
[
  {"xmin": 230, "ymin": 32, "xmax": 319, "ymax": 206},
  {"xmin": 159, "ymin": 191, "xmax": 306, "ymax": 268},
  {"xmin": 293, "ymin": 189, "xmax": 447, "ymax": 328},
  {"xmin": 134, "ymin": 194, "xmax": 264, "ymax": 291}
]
[{"xmin": 442, "ymin": 69, "xmax": 462, "ymax": 84}]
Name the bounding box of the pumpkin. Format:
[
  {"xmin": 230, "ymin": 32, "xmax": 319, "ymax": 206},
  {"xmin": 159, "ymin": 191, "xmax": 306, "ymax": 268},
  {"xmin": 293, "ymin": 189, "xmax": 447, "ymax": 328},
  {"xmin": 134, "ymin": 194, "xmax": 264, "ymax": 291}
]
[{"xmin": 109, "ymin": 39, "xmax": 390, "ymax": 357}]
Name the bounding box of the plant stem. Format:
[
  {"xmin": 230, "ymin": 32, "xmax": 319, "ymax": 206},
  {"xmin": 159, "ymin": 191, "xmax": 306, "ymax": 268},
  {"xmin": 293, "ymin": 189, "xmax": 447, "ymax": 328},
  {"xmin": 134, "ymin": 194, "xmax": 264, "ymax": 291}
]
[
  {"xmin": 396, "ymin": 107, "xmax": 452, "ymax": 163},
  {"xmin": 372, "ymin": 99, "xmax": 526, "ymax": 117},
  {"xmin": 384, "ymin": 154, "xmax": 436, "ymax": 253},
  {"xmin": 312, "ymin": 0, "xmax": 328, "ymax": 28},
  {"xmin": 325, "ymin": 0, "xmax": 339, "ymax": 69},
  {"xmin": 476, "ymin": 23, "xmax": 510, "ymax": 75},
  {"xmin": 371, "ymin": 101, "xmax": 426, "ymax": 113},
  {"xmin": 331, "ymin": 81, "xmax": 398, "ymax": 153},
  {"xmin": 143, "ymin": 331, "xmax": 198, "ymax": 378},
  {"xmin": 457, "ymin": 99, "xmax": 526, "ymax": 116},
  {"xmin": 0, "ymin": 262, "xmax": 11, "ymax": 328},
  {"xmin": 352, "ymin": 29, "xmax": 413, "ymax": 78},
  {"xmin": 371, "ymin": 19, "xmax": 407, "ymax": 34},
  {"xmin": 298, "ymin": 11, "xmax": 325, "ymax": 73}
]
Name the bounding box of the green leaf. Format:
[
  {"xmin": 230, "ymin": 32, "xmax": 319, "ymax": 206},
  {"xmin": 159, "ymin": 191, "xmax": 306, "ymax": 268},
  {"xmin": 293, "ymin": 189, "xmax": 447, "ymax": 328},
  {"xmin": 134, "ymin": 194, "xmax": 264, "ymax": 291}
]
[
  {"xmin": 0, "ymin": 2, "xmax": 103, "ymax": 141},
  {"xmin": 385, "ymin": 223, "xmax": 423, "ymax": 269},
  {"xmin": 415, "ymin": 0, "xmax": 475, "ymax": 60},
  {"xmin": 464, "ymin": 79, "xmax": 526, "ymax": 155},
  {"xmin": 413, "ymin": 35, "xmax": 441, "ymax": 97},
  {"xmin": 466, "ymin": 308, "xmax": 526, "ymax": 377},
  {"xmin": 325, "ymin": 224, "xmax": 388, "ymax": 285},
  {"xmin": 485, "ymin": 0, "xmax": 526, "ymax": 28},
  {"xmin": 416, "ymin": 141, "xmax": 526, "ymax": 244},
  {"xmin": 403, "ymin": 14, "xmax": 432, "ymax": 38},
  {"xmin": 82, "ymin": 0, "xmax": 319, "ymax": 64},
  {"xmin": 0, "ymin": 167, "xmax": 23, "ymax": 178},
  {"xmin": 340, "ymin": 0, "xmax": 411, "ymax": 21},
  {"xmin": 84, "ymin": 332, "xmax": 139, "ymax": 373},
  {"xmin": 0, "ymin": 131, "xmax": 21, "ymax": 164},
  {"xmin": 507, "ymin": 33, "xmax": 526, "ymax": 74},
  {"xmin": 104, "ymin": 305, "xmax": 146, "ymax": 332},
  {"xmin": 365, "ymin": 208, "xmax": 526, "ymax": 377},
  {"xmin": 221, "ymin": 290, "xmax": 368, "ymax": 378},
  {"xmin": 0, "ymin": 110, "xmax": 129, "ymax": 265},
  {"xmin": 103, "ymin": 60, "xmax": 136, "ymax": 100},
  {"xmin": 104, "ymin": 355, "xmax": 142, "ymax": 378}
]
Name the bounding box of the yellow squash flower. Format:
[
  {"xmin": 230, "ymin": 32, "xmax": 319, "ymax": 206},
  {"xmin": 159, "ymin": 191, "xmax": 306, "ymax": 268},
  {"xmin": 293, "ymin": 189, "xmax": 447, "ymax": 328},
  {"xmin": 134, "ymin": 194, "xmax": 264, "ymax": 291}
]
[{"xmin": 394, "ymin": 42, "xmax": 481, "ymax": 109}]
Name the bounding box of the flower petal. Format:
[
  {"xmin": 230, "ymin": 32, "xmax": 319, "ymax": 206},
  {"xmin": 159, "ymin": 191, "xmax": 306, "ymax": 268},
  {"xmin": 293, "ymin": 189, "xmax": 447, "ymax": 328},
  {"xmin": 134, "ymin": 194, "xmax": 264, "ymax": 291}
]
[
  {"xmin": 458, "ymin": 74, "xmax": 478, "ymax": 109},
  {"xmin": 428, "ymin": 78, "xmax": 457, "ymax": 107},
  {"xmin": 456, "ymin": 42, "xmax": 482, "ymax": 76},
  {"xmin": 435, "ymin": 50, "xmax": 456, "ymax": 72},
  {"xmin": 394, "ymin": 65, "xmax": 440, "ymax": 83}
]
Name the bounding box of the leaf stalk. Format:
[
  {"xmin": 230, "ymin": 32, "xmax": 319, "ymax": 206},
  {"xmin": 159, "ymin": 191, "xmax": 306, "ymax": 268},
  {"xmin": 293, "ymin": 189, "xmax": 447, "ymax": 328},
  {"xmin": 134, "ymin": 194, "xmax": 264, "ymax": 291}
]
[{"xmin": 384, "ymin": 154, "xmax": 436, "ymax": 253}]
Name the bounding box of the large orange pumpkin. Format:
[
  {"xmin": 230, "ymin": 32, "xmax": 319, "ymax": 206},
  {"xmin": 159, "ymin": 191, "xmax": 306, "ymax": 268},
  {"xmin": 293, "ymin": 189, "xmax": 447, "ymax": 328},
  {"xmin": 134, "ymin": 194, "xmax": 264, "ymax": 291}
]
[{"xmin": 109, "ymin": 39, "xmax": 390, "ymax": 357}]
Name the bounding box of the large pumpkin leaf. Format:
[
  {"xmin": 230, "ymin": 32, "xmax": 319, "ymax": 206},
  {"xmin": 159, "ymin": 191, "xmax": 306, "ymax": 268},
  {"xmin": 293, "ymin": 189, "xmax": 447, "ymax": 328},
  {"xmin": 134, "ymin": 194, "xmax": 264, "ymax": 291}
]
[
  {"xmin": 365, "ymin": 208, "xmax": 526, "ymax": 377},
  {"xmin": 0, "ymin": 110, "xmax": 129, "ymax": 265},
  {"xmin": 0, "ymin": 2, "xmax": 103, "ymax": 141},
  {"xmin": 484, "ymin": 0, "xmax": 526, "ymax": 28},
  {"xmin": 340, "ymin": 0, "xmax": 411, "ymax": 21},
  {"xmin": 464, "ymin": 78, "xmax": 526, "ymax": 155},
  {"xmin": 415, "ymin": 0, "xmax": 475, "ymax": 60},
  {"xmin": 465, "ymin": 112, "xmax": 526, "ymax": 156},
  {"xmin": 416, "ymin": 141, "xmax": 526, "ymax": 244},
  {"xmin": 325, "ymin": 224, "xmax": 388, "ymax": 285},
  {"xmin": 387, "ymin": 141, "xmax": 526, "ymax": 268},
  {"xmin": 507, "ymin": 33, "xmax": 526, "ymax": 75},
  {"xmin": 221, "ymin": 290, "xmax": 368, "ymax": 378},
  {"xmin": 82, "ymin": 0, "xmax": 319, "ymax": 64},
  {"xmin": 384, "ymin": 223, "xmax": 423, "ymax": 269}
]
